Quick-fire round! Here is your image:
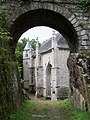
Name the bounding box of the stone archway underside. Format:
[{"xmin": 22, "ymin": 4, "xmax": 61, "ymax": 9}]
[
  {"xmin": 10, "ymin": 9, "xmax": 78, "ymax": 53},
  {"xmin": 1, "ymin": 0, "xmax": 89, "ymax": 53}
]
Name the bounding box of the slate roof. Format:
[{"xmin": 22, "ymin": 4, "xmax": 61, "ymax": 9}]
[
  {"xmin": 24, "ymin": 40, "xmax": 31, "ymax": 50},
  {"xmin": 24, "ymin": 33, "xmax": 69, "ymax": 56},
  {"xmin": 39, "ymin": 38, "xmax": 52, "ymax": 53},
  {"xmin": 39, "ymin": 33, "xmax": 69, "ymax": 54}
]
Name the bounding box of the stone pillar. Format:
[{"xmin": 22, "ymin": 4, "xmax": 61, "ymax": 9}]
[
  {"xmin": 35, "ymin": 39, "xmax": 39, "ymax": 97},
  {"xmin": 43, "ymin": 67, "xmax": 47, "ymax": 97},
  {"xmin": 51, "ymin": 30, "xmax": 57, "ymax": 101},
  {"xmin": 36, "ymin": 39, "xmax": 39, "ymax": 66},
  {"xmin": 51, "ymin": 68, "xmax": 57, "ymax": 101}
]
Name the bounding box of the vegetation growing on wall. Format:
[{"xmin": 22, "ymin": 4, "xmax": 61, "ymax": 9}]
[
  {"xmin": 78, "ymin": 0, "xmax": 89, "ymax": 11},
  {"xmin": 15, "ymin": 38, "xmax": 27, "ymax": 79},
  {"xmin": 0, "ymin": 7, "xmax": 17, "ymax": 120},
  {"xmin": 78, "ymin": 53, "xmax": 90, "ymax": 59}
]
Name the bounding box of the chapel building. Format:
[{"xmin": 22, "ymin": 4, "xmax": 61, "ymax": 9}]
[{"xmin": 23, "ymin": 33, "xmax": 70, "ymax": 101}]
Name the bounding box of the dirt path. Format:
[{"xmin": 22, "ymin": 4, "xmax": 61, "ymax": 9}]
[
  {"xmin": 9, "ymin": 94, "xmax": 90, "ymax": 120},
  {"xmin": 31, "ymin": 101, "xmax": 62, "ymax": 120},
  {"xmin": 29, "ymin": 95, "xmax": 63, "ymax": 120}
]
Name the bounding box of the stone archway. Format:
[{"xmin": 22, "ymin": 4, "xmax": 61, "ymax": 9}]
[
  {"xmin": 1, "ymin": 0, "xmax": 89, "ymax": 54},
  {"xmin": 46, "ymin": 63, "xmax": 52, "ymax": 98},
  {"xmin": 11, "ymin": 9, "xmax": 78, "ymax": 53},
  {"xmin": 0, "ymin": 1, "xmax": 90, "ymax": 119},
  {"xmin": 1, "ymin": 1, "xmax": 81, "ymax": 54}
]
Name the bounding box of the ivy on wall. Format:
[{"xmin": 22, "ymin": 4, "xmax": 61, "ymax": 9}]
[
  {"xmin": 0, "ymin": 7, "xmax": 17, "ymax": 120},
  {"xmin": 78, "ymin": 0, "xmax": 89, "ymax": 11}
]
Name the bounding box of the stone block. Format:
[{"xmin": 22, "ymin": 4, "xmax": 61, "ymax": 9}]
[
  {"xmin": 57, "ymin": 86, "xmax": 70, "ymax": 99},
  {"xmin": 81, "ymin": 35, "xmax": 88, "ymax": 40},
  {"xmin": 75, "ymin": 26, "xmax": 82, "ymax": 31},
  {"xmin": 24, "ymin": 81, "xmax": 29, "ymax": 89},
  {"xmin": 71, "ymin": 18, "xmax": 77, "ymax": 24},
  {"xmin": 68, "ymin": 14, "xmax": 75, "ymax": 21},
  {"xmin": 73, "ymin": 21, "xmax": 80, "ymax": 27},
  {"xmin": 80, "ymin": 30, "xmax": 86, "ymax": 35}
]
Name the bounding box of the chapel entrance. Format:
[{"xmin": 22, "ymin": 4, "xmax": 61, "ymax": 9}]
[{"xmin": 46, "ymin": 63, "xmax": 52, "ymax": 98}]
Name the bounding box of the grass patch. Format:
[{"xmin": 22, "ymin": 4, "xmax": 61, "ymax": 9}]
[
  {"xmin": 59, "ymin": 103, "xmax": 90, "ymax": 120},
  {"xmin": 58, "ymin": 98, "xmax": 71, "ymax": 106},
  {"xmin": 9, "ymin": 99, "xmax": 90, "ymax": 120},
  {"xmin": 9, "ymin": 100, "xmax": 35, "ymax": 120},
  {"xmin": 9, "ymin": 100, "xmax": 49, "ymax": 120}
]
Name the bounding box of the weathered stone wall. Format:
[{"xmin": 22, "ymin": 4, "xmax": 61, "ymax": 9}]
[
  {"xmin": 0, "ymin": 18, "xmax": 23, "ymax": 120},
  {"xmin": 67, "ymin": 54, "xmax": 90, "ymax": 111},
  {"xmin": 0, "ymin": 63, "xmax": 23, "ymax": 120},
  {"xmin": 29, "ymin": 67, "xmax": 36, "ymax": 92},
  {"xmin": 57, "ymin": 49, "xmax": 70, "ymax": 98},
  {"xmin": 0, "ymin": 0, "xmax": 90, "ymax": 53},
  {"xmin": 38, "ymin": 48, "xmax": 70, "ymax": 99},
  {"xmin": 35, "ymin": 66, "xmax": 44, "ymax": 97},
  {"xmin": 42, "ymin": 52, "xmax": 52, "ymax": 97},
  {"xmin": 23, "ymin": 59, "xmax": 31, "ymax": 89}
]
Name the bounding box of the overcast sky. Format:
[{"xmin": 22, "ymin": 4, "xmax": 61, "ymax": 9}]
[{"xmin": 20, "ymin": 26, "xmax": 59, "ymax": 43}]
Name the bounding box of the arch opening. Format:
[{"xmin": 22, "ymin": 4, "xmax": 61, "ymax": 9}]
[{"xmin": 9, "ymin": 9, "xmax": 78, "ymax": 54}]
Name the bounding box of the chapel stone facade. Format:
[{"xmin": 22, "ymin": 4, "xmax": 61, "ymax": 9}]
[{"xmin": 23, "ymin": 33, "xmax": 70, "ymax": 101}]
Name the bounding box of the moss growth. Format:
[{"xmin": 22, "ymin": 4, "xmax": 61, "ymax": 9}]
[{"xmin": 78, "ymin": 53, "xmax": 90, "ymax": 59}]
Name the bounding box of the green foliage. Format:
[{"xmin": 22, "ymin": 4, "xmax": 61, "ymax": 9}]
[
  {"xmin": 9, "ymin": 99, "xmax": 90, "ymax": 120},
  {"xmin": 30, "ymin": 38, "xmax": 40, "ymax": 50},
  {"xmin": 15, "ymin": 38, "xmax": 28, "ymax": 64},
  {"xmin": 79, "ymin": 0, "xmax": 89, "ymax": 6},
  {"xmin": 15, "ymin": 38, "xmax": 27, "ymax": 78},
  {"xmin": 0, "ymin": 0, "xmax": 5, "ymax": 3},
  {"xmin": 78, "ymin": 53, "xmax": 90, "ymax": 59},
  {"xmin": 60, "ymin": 106, "xmax": 90, "ymax": 120},
  {"xmin": 78, "ymin": 0, "xmax": 89, "ymax": 11},
  {"xmin": 58, "ymin": 98, "xmax": 71, "ymax": 106},
  {"xmin": 0, "ymin": 7, "xmax": 16, "ymax": 120},
  {"xmin": 0, "ymin": 7, "xmax": 12, "ymax": 62}
]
